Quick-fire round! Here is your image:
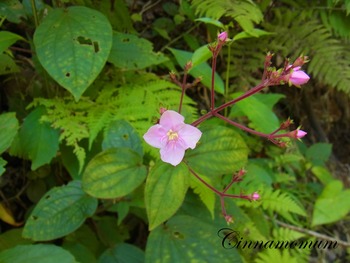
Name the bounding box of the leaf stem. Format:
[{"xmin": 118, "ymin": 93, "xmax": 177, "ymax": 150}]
[{"xmin": 30, "ymin": 0, "xmax": 39, "ymax": 28}]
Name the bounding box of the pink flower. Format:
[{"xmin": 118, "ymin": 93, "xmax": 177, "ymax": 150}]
[
  {"xmin": 251, "ymin": 192, "xmax": 260, "ymax": 201},
  {"xmin": 143, "ymin": 110, "xmax": 202, "ymax": 166},
  {"xmin": 218, "ymin": 31, "xmax": 228, "ymax": 42},
  {"xmin": 289, "ymin": 66, "xmax": 310, "ymax": 86},
  {"xmin": 296, "ymin": 129, "xmax": 307, "ymax": 139}
]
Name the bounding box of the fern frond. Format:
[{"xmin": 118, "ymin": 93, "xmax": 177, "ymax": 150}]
[
  {"xmin": 191, "ymin": 0, "xmax": 263, "ymax": 31},
  {"xmin": 262, "ymin": 188, "xmax": 306, "ymax": 218},
  {"xmin": 264, "ymin": 10, "xmax": 350, "ymax": 94}
]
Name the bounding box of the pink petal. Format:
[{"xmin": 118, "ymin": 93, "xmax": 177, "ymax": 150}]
[
  {"xmin": 178, "ymin": 124, "xmax": 202, "ymax": 149},
  {"xmin": 160, "ymin": 141, "xmax": 186, "ymax": 166},
  {"xmin": 159, "ymin": 110, "xmax": 184, "ymax": 130},
  {"xmin": 290, "ymin": 70, "xmax": 310, "ymax": 85},
  {"xmin": 143, "ymin": 125, "xmax": 166, "ymax": 149}
]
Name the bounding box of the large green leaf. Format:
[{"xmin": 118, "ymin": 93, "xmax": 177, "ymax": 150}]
[
  {"xmin": 186, "ymin": 125, "xmax": 248, "ymax": 176},
  {"xmin": 0, "ymin": 244, "xmax": 77, "ymax": 263},
  {"xmin": 108, "ymin": 32, "xmax": 168, "ymax": 70},
  {"xmin": 145, "ymin": 215, "xmax": 242, "ymax": 263},
  {"xmin": 0, "ymin": 112, "xmax": 18, "ymax": 153},
  {"xmin": 312, "ymin": 180, "xmax": 350, "ymax": 226},
  {"xmin": 0, "ymin": 229, "xmax": 32, "ymax": 252},
  {"xmin": 23, "ymin": 181, "xmax": 98, "ymax": 241},
  {"xmin": 82, "ymin": 148, "xmax": 146, "ymax": 199},
  {"xmin": 0, "ymin": 31, "xmax": 25, "ymax": 53},
  {"xmin": 34, "ymin": 6, "xmax": 112, "ymax": 101},
  {"xmin": 145, "ymin": 161, "xmax": 189, "ymax": 230},
  {"xmin": 168, "ymin": 48, "xmax": 225, "ymax": 94},
  {"xmin": 9, "ymin": 107, "xmax": 59, "ymax": 170},
  {"xmin": 99, "ymin": 243, "xmax": 144, "ymax": 263},
  {"xmin": 102, "ymin": 120, "xmax": 143, "ymax": 157}
]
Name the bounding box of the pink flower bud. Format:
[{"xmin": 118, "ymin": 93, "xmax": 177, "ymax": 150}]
[
  {"xmin": 296, "ymin": 130, "xmax": 307, "ymax": 138},
  {"xmin": 225, "ymin": 215, "xmax": 234, "ymax": 224},
  {"xmin": 289, "ymin": 67, "xmax": 310, "ymax": 86},
  {"xmin": 251, "ymin": 192, "xmax": 260, "ymax": 201},
  {"xmin": 218, "ymin": 31, "xmax": 228, "ymax": 42}
]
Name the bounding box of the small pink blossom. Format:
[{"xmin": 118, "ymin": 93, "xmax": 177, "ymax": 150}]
[
  {"xmin": 296, "ymin": 129, "xmax": 307, "ymax": 139},
  {"xmin": 218, "ymin": 31, "xmax": 228, "ymax": 42},
  {"xmin": 143, "ymin": 110, "xmax": 202, "ymax": 166},
  {"xmin": 288, "ymin": 66, "xmax": 310, "ymax": 86},
  {"xmin": 251, "ymin": 192, "xmax": 260, "ymax": 201}
]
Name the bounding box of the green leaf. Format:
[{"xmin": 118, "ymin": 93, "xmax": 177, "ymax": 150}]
[
  {"xmin": 195, "ymin": 17, "xmax": 225, "ymax": 28},
  {"xmin": 0, "ymin": 244, "xmax": 77, "ymax": 263},
  {"xmin": 168, "ymin": 48, "xmax": 224, "ymax": 94},
  {"xmin": 0, "ymin": 157, "xmax": 7, "ymax": 176},
  {"xmin": 0, "ymin": 53, "xmax": 19, "ymax": 75},
  {"xmin": 233, "ymin": 28, "xmax": 274, "ymax": 41},
  {"xmin": 186, "ymin": 125, "xmax": 248, "ymax": 176},
  {"xmin": 0, "ymin": 112, "xmax": 18, "ymax": 153},
  {"xmin": 34, "ymin": 6, "xmax": 113, "ymax": 101},
  {"xmin": 189, "ymin": 174, "xmax": 215, "ymax": 218},
  {"xmin": 23, "ymin": 181, "xmax": 98, "ymax": 241},
  {"xmin": 0, "ymin": 0, "xmax": 25, "ymax": 23},
  {"xmin": 191, "ymin": 44, "xmax": 212, "ymax": 67},
  {"xmin": 108, "ymin": 32, "xmax": 168, "ymax": 70},
  {"xmin": 0, "ymin": 229, "xmax": 32, "ymax": 252},
  {"xmin": 62, "ymin": 242, "xmax": 96, "ymax": 263},
  {"xmin": 82, "ymin": 148, "xmax": 146, "ymax": 199},
  {"xmin": 311, "ymin": 166, "xmax": 334, "ymax": 185},
  {"xmin": 145, "ymin": 161, "xmax": 189, "ymax": 230},
  {"xmin": 11, "ymin": 107, "xmax": 59, "ymax": 170},
  {"xmin": 145, "ymin": 215, "xmax": 242, "ymax": 263},
  {"xmin": 102, "ymin": 120, "xmax": 143, "ymax": 157},
  {"xmin": 312, "ymin": 180, "xmax": 350, "ymax": 226},
  {"xmin": 0, "ymin": 31, "xmax": 26, "ymax": 53},
  {"xmin": 229, "ymin": 92, "xmax": 280, "ymax": 133},
  {"xmin": 99, "ymin": 243, "xmax": 144, "ymax": 263},
  {"xmin": 306, "ymin": 143, "xmax": 332, "ymax": 166}
]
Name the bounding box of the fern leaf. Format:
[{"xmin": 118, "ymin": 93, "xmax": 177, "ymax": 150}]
[
  {"xmin": 191, "ymin": 0, "xmax": 263, "ymax": 31},
  {"xmin": 262, "ymin": 188, "xmax": 306, "ymax": 217}
]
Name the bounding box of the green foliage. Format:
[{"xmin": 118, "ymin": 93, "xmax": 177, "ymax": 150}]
[
  {"xmin": 82, "ymin": 148, "xmax": 146, "ymax": 199},
  {"xmin": 23, "ymin": 181, "xmax": 98, "ymax": 241},
  {"xmin": 1, "ymin": 1, "xmax": 348, "ymax": 262},
  {"xmin": 0, "ymin": 244, "xmax": 77, "ymax": 263},
  {"xmin": 34, "ymin": 6, "xmax": 113, "ymax": 101},
  {"xmin": 191, "ymin": 0, "xmax": 263, "ymax": 32},
  {"xmin": 145, "ymin": 162, "xmax": 189, "ymax": 230}
]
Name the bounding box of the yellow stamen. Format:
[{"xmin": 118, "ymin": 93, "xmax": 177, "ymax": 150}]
[{"xmin": 167, "ymin": 129, "xmax": 178, "ymax": 141}]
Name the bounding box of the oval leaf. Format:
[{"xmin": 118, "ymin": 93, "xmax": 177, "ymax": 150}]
[
  {"xmin": 34, "ymin": 6, "xmax": 112, "ymax": 100},
  {"xmin": 145, "ymin": 161, "xmax": 189, "ymax": 230},
  {"xmin": 186, "ymin": 125, "xmax": 248, "ymax": 176},
  {"xmin": 23, "ymin": 181, "xmax": 98, "ymax": 241},
  {"xmin": 0, "ymin": 112, "xmax": 18, "ymax": 154},
  {"xmin": 0, "ymin": 244, "xmax": 77, "ymax": 263},
  {"xmin": 82, "ymin": 148, "xmax": 146, "ymax": 199},
  {"xmin": 146, "ymin": 215, "xmax": 242, "ymax": 263}
]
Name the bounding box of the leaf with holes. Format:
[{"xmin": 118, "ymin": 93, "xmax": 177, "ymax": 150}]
[
  {"xmin": 34, "ymin": 6, "xmax": 112, "ymax": 101},
  {"xmin": 145, "ymin": 161, "xmax": 189, "ymax": 230},
  {"xmin": 82, "ymin": 148, "xmax": 147, "ymax": 199},
  {"xmin": 145, "ymin": 215, "xmax": 242, "ymax": 263},
  {"xmin": 102, "ymin": 120, "xmax": 143, "ymax": 157},
  {"xmin": 23, "ymin": 181, "xmax": 98, "ymax": 241}
]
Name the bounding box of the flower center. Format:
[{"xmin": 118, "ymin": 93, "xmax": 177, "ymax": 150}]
[{"xmin": 167, "ymin": 129, "xmax": 178, "ymax": 141}]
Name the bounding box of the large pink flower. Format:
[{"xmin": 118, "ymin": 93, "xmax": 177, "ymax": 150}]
[
  {"xmin": 143, "ymin": 110, "xmax": 202, "ymax": 166},
  {"xmin": 289, "ymin": 66, "xmax": 310, "ymax": 86}
]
